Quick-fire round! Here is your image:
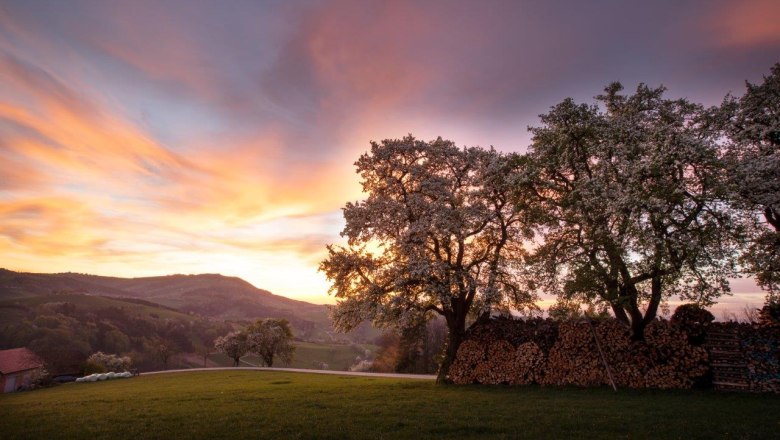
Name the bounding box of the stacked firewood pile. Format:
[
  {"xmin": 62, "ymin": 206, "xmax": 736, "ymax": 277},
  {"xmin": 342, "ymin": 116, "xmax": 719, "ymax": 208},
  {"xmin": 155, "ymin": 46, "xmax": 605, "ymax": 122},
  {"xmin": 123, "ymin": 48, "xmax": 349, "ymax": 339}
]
[
  {"xmin": 644, "ymin": 321, "xmax": 710, "ymax": 389},
  {"xmin": 449, "ymin": 318, "xmax": 555, "ymax": 385},
  {"xmin": 449, "ymin": 317, "xmax": 709, "ymax": 389},
  {"xmin": 743, "ymin": 326, "xmax": 780, "ymax": 393},
  {"xmin": 450, "ymin": 315, "xmax": 779, "ymax": 392},
  {"xmin": 705, "ymin": 321, "xmax": 779, "ymax": 393}
]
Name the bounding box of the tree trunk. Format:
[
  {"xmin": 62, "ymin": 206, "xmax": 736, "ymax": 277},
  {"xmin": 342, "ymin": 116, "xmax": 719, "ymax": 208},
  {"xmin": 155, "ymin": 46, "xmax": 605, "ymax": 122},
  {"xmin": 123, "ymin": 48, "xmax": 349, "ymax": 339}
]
[
  {"xmin": 436, "ymin": 320, "xmax": 465, "ymax": 384},
  {"xmin": 765, "ymin": 207, "xmax": 780, "ymax": 231},
  {"xmin": 630, "ymin": 317, "xmax": 646, "ymax": 341}
]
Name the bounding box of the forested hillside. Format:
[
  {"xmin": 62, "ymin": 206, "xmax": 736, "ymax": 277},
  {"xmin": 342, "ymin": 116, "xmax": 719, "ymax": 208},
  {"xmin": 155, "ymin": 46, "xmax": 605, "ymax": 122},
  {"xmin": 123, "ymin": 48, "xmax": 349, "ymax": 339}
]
[{"xmin": 0, "ymin": 269, "xmax": 380, "ymax": 374}]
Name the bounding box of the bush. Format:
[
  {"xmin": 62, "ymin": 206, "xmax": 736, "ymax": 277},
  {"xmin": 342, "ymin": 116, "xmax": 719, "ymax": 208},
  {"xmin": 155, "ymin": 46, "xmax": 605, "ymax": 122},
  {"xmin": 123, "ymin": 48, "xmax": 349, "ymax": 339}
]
[
  {"xmin": 85, "ymin": 351, "xmax": 132, "ymax": 373},
  {"xmin": 26, "ymin": 367, "xmax": 51, "ymax": 389},
  {"xmin": 671, "ymin": 304, "xmax": 714, "ymax": 345},
  {"xmin": 759, "ymin": 302, "xmax": 780, "ymax": 328},
  {"xmin": 82, "ymin": 361, "xmax": 107, "ymax": 375}
]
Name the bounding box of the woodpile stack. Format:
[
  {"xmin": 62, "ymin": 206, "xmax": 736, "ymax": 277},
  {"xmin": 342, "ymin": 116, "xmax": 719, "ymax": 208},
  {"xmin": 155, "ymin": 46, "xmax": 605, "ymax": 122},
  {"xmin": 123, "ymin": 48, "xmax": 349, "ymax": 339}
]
[
  {"xmin": 744, "ymin": 326, "xmax": 780, "ymax": 393},
  {"xmin": 705, "ymin": 322, "xmax": 780, "ymax": 393},
  {"xmin": 541, "ymin": 321, "xmax": 603, "ymax": 387},
  {"xmin": 644, "ymin": 321, "xmax": 709, "ymax": 389},
  {"xmin": 450, "ymin": 316, "xmax": 777, "ymax": 392},
  {"xmin": 449, "ymin": 317, "xmax": 713, "ymax": 390},
  {"xmin": 449, "ymin": 339, "xmax": 486, "ymax": 384},
  {"xmin": 593, "ymin": 319, "xmax": 648, "ymax": 389},
  {"xmin": 705, "ymin": 325, "xmax": 749, "ymax": 391},
  {"xmin": 511, "ymin": 342, "xmax": 545, "ymax": 385}
]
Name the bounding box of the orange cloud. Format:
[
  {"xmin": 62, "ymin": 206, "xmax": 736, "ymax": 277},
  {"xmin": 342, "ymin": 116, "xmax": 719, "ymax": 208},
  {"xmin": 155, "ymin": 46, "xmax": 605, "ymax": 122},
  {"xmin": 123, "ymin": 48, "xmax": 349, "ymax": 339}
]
[
  {"xmin": 0, "ymin": 45, "xmax": 354, "ymax": 302},
  {"xmin": 0, "ymin": 0, "xmax": 773, "ymax": 308},
  {"xmin": 0, "ymin": 197, "xmax": 110, "ymax": 255},
  {"xmin": 705, "ymin": 0, "xmax": 780, "ymax": 48}
]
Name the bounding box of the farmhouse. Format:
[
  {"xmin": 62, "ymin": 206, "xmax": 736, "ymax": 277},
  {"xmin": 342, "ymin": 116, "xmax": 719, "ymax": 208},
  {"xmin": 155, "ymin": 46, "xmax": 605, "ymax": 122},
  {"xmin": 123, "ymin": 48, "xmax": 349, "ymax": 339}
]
[{"xmin": 0, "ymin": 347, "xmax": 45, "ymax": 393}]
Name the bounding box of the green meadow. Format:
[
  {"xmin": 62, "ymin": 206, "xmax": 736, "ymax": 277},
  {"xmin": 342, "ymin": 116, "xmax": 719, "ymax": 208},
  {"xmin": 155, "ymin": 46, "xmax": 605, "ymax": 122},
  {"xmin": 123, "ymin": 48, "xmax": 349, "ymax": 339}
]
[{"xmin": 1, "ymin": 370, "xmax": 778, "ymax": 439}]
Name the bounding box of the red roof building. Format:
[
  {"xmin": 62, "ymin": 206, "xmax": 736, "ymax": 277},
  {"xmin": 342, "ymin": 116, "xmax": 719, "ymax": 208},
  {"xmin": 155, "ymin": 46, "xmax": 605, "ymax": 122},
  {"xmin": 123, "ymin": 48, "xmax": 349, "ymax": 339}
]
[{"xmin": 0, "ymin": 347, "xmax": 45, "ymax": 393}]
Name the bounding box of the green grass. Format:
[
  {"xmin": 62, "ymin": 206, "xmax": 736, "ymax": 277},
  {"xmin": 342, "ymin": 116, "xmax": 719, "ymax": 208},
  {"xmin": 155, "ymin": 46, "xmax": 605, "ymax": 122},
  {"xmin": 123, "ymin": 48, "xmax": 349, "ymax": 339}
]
[
  {"xmin": 286, "ymin": 342, "xmax": 376, "ymax": 370},
  {"xmin": 1, "ymin": 371, "xmax": 778, "ymax": 439}
]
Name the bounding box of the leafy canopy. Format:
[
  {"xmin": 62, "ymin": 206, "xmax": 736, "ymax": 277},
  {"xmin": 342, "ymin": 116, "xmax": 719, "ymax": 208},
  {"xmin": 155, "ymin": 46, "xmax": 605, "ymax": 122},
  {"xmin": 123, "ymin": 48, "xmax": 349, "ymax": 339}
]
[
  {"xmin": 246, "ymin": 318, "xmax": 295, "ymax": 367},
  {"xmin": 522, "ymin": 83, "xmax": 742, "ymax": 337},
  {"xmin": 723, "ymin": 63, "xmax": 780, "ymax": 300},
  {"xmin": 320, "ymin": 135, "xmax": 537, "ymax": 380}
]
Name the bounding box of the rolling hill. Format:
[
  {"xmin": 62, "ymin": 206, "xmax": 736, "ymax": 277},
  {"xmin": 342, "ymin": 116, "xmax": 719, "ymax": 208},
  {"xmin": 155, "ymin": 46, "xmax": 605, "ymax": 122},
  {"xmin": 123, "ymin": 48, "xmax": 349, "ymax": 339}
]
[{"xmin": 0, "ymin": 268, "xmax": 377, "ymax": 343}]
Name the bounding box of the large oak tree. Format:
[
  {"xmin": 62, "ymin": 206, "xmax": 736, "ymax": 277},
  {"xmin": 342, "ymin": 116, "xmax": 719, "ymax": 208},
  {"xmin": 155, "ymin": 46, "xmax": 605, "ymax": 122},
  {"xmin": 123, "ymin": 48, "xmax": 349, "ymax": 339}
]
[{"xmin": 320, "ymin": 136, "xmax": 536, "ymax": 382}]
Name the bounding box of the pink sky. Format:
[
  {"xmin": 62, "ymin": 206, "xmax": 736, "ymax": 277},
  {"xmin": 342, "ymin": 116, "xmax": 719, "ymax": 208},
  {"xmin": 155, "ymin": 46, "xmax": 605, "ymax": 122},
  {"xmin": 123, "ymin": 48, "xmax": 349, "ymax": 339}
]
[{"xmin": 0, "ymin": 0, "xmax": 778, "ymax": 311}]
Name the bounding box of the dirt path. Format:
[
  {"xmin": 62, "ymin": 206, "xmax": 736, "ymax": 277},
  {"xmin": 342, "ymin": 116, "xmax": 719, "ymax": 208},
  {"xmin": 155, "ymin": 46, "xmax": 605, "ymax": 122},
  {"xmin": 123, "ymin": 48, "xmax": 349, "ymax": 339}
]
[{"xmin": 140, "ymin": 366, "xmax": 436, "ymax": 380}]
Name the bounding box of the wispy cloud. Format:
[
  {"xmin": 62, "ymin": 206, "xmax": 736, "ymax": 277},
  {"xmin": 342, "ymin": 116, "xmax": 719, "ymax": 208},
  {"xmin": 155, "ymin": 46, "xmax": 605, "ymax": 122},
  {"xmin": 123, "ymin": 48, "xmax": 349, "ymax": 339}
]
[{"xmin": 0, "ymin": 0, "xmax": 776, "ymax": 305}]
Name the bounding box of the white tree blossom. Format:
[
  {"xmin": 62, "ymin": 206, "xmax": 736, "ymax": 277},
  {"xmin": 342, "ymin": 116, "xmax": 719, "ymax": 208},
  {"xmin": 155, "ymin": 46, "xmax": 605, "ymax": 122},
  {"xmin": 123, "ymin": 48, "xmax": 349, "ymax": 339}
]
[
  {"xmin": 724, "ymin": 63, "xmax": 780, "ymax": 300},
  {"xmin": 214, "ymin": 331, "xmax": 248, "ymax": 367},
  {"xmin": 86, "ymin": 351, "xmax": 132, "ymax": 372},
  {"xmin": 246, "ymin": 319, "xmax": 295, "ymax": 367},
  {"xmin": 320, "ymin": 135, "xmax": 536, "ymax": 382},
  {"xmin": 522, "ymin": 83, "xmax": 743, "ymax": 339}
]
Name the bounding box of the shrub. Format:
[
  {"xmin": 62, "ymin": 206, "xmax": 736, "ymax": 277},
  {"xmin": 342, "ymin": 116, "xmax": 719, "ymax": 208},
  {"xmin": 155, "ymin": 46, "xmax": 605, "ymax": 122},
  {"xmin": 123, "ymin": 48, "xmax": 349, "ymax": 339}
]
[
  {"xmin": 85, "ymin": 351, "xmax": 132, "ymax": 373},
  {"xmin": 671, "ymin": 304, "xmax": 714, "ymax": 345},
  {"xmin": 82, "ymin": 361, "xmax": 107, "ymax": 375},
  {"xmin": 759, "ymin": 302, "xmax": 780, "ymax": 328}
]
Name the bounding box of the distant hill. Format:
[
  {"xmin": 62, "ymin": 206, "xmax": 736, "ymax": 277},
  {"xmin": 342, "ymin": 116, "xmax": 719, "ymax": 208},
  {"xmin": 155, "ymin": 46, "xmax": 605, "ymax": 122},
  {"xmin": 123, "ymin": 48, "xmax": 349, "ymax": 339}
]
[{"xmin": 0, "ymin": 269, "xmax": 376, "ymax": 343}]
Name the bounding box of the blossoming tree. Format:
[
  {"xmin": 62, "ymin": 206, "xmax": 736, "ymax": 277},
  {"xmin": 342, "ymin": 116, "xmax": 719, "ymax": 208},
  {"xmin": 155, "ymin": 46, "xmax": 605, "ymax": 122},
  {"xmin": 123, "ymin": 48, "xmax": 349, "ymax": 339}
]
[
  {"xmin": 320, "ymin": 135, "xmax": 536, "ymax": 383},
  {"xmin": 724, "ymin": 63, "xmax": 780, "ymax": 301},
  {"xmin": 214, "ymin": 331, "xmax": 248, "ymax": 367},
  {"xmin": 521, "ymin": 83, "xmax": 742, "ymax": 339},
  {"xmin": 246, "ymin": 319, "xmax": 294, "ymax": 367}
]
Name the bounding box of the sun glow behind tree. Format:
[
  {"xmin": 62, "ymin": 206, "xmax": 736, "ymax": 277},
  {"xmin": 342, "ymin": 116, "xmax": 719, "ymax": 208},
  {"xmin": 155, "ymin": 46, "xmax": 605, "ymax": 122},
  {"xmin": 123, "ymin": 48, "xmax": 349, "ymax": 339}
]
[{"xmin": 320, "ymin": 136, "xmax": 538, "ymax": 382}]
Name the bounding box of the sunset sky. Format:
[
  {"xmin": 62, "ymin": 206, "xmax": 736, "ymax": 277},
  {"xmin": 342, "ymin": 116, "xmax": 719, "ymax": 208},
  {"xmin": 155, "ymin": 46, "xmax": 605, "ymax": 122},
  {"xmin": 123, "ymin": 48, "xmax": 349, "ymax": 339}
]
[{"xmin": 1, "ymin": 0, "xmax": 778, "ymax": 310}]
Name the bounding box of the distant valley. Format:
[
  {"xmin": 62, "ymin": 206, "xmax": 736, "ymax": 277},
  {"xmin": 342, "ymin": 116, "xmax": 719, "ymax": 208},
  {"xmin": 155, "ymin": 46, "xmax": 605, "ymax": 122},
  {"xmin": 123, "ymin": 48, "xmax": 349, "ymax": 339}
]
[{"xmin": 0, "ymin": 268, "xmax": 379, "ymax": 373}]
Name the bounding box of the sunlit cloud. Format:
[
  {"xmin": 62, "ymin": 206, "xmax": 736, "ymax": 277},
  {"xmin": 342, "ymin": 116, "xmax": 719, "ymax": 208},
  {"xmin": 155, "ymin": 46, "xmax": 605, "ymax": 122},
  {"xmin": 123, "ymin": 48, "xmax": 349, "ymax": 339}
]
[
  {"xmin": 0, "ymin": 0, "xmax": 776, "ymax": 307},
  {"xmin": 705, "ymin": 0, "xmax": 780, "ymax": 48}
]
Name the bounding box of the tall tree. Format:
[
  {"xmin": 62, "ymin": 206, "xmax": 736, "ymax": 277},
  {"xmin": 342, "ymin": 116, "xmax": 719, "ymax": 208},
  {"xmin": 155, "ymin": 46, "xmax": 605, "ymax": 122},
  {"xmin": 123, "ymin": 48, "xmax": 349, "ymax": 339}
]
[
  {"xmin": 521, "ymin": 83, "xmax": 741, "ymax": 339},
  {"xmin": 724, "ymin": 63, "xmax": 780, "ymax": 301},
  {"xmin": 320, "ymin": 136, "xmax": 536, "ymax": 383},
  {"xmin": 246, "ymin": 319, "xmax": 295, "ymax": 367}
]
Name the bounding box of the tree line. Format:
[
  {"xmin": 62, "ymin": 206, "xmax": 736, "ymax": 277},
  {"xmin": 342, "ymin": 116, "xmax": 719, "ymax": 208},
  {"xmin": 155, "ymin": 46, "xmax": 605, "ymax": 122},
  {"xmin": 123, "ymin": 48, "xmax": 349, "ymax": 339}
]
[
  {"xmin": 320, "ymin": 63, "xmax": 780, "ymax": 383},
  {"xmin": 0, "ymin": 299, "xmax": 232, "ymax": 374}
]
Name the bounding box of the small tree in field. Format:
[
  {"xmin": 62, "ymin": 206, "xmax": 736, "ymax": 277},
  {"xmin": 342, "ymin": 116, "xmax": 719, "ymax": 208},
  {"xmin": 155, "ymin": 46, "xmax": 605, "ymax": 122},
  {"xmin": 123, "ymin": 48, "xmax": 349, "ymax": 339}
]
[
  {"xmin": 521, "ymin": 83, "xmax": 742, "ymax": 340},
  {"xmin": 152, "ymin": 339, "xmax": 176, "ymax": 370},
  {"xmin": 246, "ymin": 319, "xmax": 295, "ymax": 367},
  {"xmin": 214, "ymin": 331, "xmax": 248, "ymax": 367},
  {"xmin": 723, "ymin": 63, "xmax": 780, "ymax": 302},
  {"xmin": 320, "ymin": 136, "xmax": 537, "ymax": 383}
]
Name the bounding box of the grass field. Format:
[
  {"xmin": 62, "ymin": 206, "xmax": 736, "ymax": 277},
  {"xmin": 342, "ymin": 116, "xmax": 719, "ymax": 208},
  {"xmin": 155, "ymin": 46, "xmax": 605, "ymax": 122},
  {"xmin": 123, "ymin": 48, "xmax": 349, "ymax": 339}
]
[{"xmin": 1, "ymin": 370, "xmax": 778, "ymax": 439}]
